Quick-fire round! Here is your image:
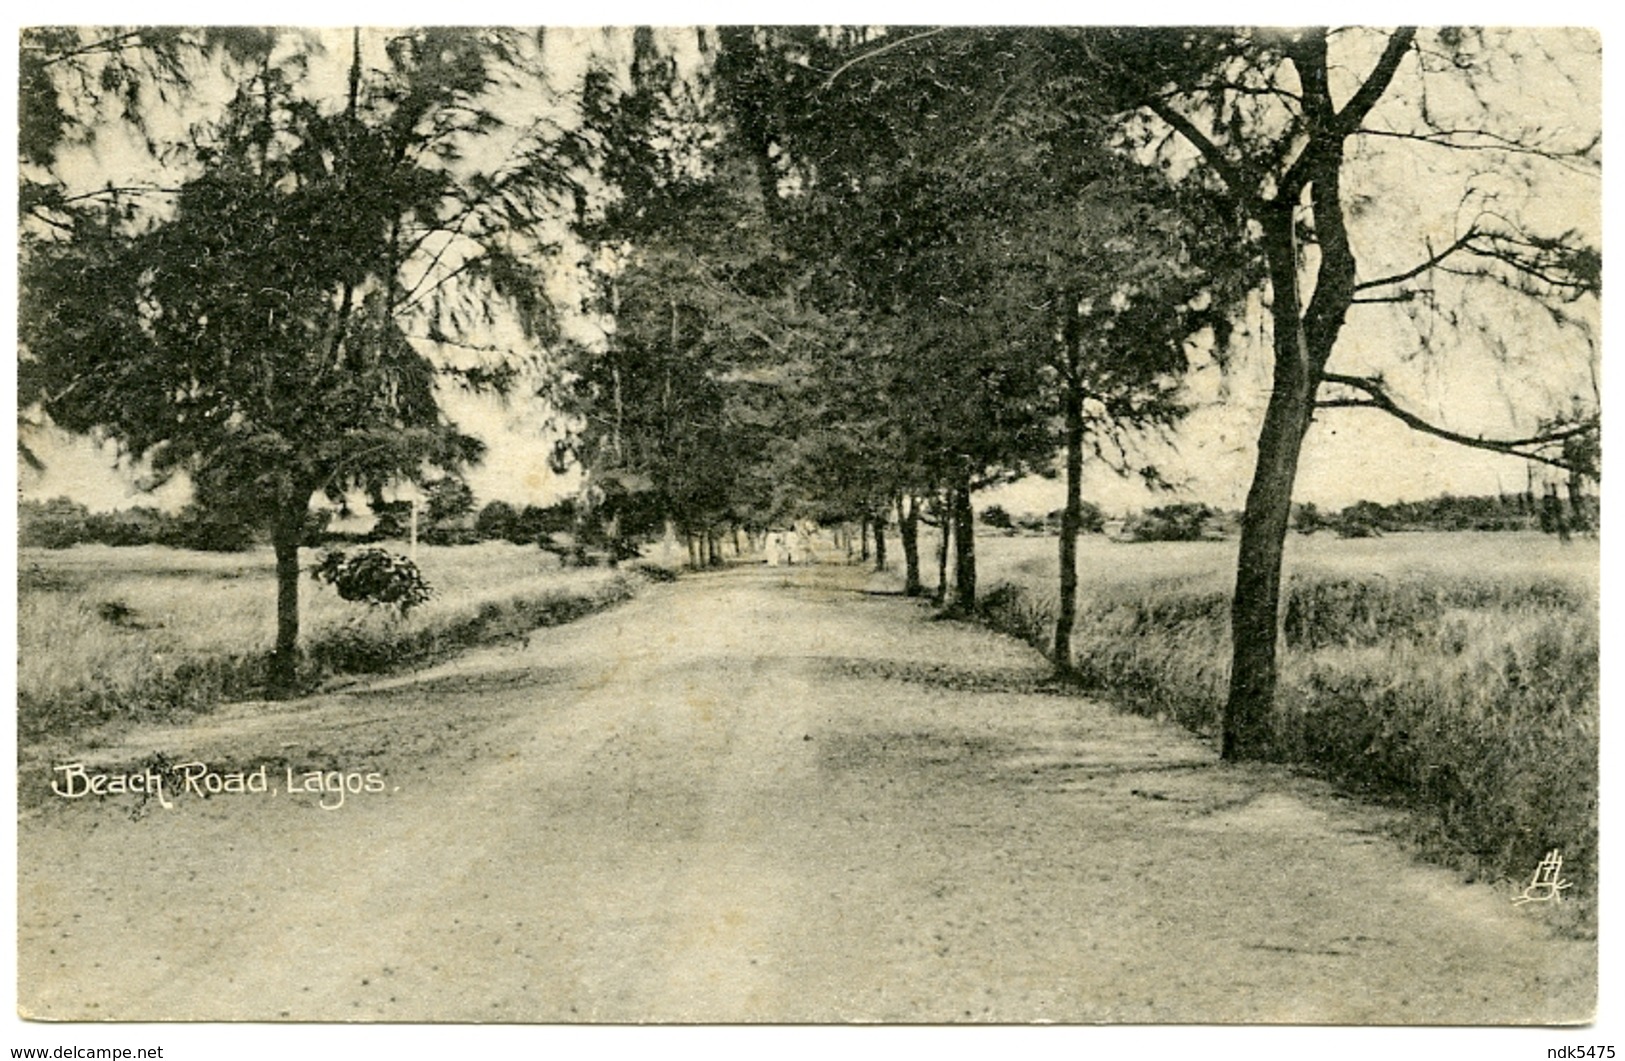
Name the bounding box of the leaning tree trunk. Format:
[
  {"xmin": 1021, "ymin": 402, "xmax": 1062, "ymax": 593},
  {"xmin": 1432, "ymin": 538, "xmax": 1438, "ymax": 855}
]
[
  {"xmin": 1225, "ymin": 189, "xmax": 1349, "ymax": 761},
  {"xmin": 268, "ymin": 489, "xmax": 312, "ymax": 697},
  {"xmin": 898, "ymin": 495, "xmax": 923, "ymax": 596},
  {"xmin": 952, "ymin": 476, "xmax": 977, "ymax": 613},
  {"xmin": 1054, "ymin": 358, "xmax": 1085, "ymax": 672},
  {"xmin": 1226, "ymin": 379, "xmax": 1314, "ymax": 759}
]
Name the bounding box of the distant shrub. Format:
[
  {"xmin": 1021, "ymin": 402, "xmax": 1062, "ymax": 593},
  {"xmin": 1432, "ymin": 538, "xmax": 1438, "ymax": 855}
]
[
  {"xmin": 1335, "ymin": 517, "xmax": 1382, "ymax": 539},
  {"xmin": 1034, "ymin": 503, "xmax": 1104, "ymax": 535},
  {"xmin": 421, "ymin": 525, "xmax": 481, "ymax": 547},
  {"xmin": 1338, "ymin": 500, "xmax": 1393, "ymax": 536},
  {"xmin": 980, "ymin": 504, "xmax": 1014, "ymax": 530},
  {"xmin": 86, "ymin": 506, "xmax": 168, "ymax": 547},
  {"xmin": 1123, "ymin": 503, "xmax": 1214, "ymax": 542},
  {"xmin": 1293, "ymin": 501, "xmax": 1327, "ymax": 534},
  {"xmin": 311, "ymin": 547, "xmax": 433, "ymax": 617},
  {"xmin": 159, "ymin": 504, "xmax": 256, "ymax": 552},
  {"xmin": 475, "ymin": 500, "xmax": 518, "ymax": 542},
  {"xmin": 424, "ymin": 477, "xmax": 476, "ymax": 526},
  {"xmin": 19, "ymin": 497, "xmax": 93, "ymax": 548}
]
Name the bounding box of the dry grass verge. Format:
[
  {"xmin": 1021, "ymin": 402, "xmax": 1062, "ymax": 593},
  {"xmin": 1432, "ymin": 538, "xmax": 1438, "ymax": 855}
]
[
  {"xmin": 969, "ymin": 531, "xmax": 1598, "ymax": 928},
  {"xmin": 19, "ymin": 542, "xmax": 646, "ymax": 746}
]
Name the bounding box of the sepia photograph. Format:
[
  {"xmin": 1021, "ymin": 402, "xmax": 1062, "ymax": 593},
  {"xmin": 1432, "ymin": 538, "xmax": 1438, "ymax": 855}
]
[{"xmin": 8, "ymin": 16, "xmax": 1608, "ymax": 1047}]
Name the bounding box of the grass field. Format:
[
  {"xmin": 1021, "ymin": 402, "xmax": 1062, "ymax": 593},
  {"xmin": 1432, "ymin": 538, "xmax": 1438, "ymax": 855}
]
[
  {"xmin": 18, "ymin": 541, "xmax": 644, "ymax": 746},
  {"xmin": 967, "ymin": 530, "xmax": 1599, "ymax": 921}
]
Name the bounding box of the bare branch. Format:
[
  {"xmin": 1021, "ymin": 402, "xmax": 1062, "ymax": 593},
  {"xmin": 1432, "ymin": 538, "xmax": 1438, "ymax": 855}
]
[
  {"xmin": 1353, "ymin": 127, "xmax": 1601, "ymax": 175},
  {"xmin": 1354, "ymin": 230, "xmax": 1478, "ymax": 291},
  {"xmin": 55, "ymin": 184, "xmax": 183, "ymax": 204},
  {"xmin": 1318, "ymin": 371, "xmax": 1591, "ymax": 471},
  {"xmin": 1349, "ymin": 293, "xmax": 1418, "ymax": 305}
]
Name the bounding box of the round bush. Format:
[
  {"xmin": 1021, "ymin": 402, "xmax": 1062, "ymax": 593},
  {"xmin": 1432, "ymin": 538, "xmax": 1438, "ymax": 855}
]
[{"xmin": 310, "ymin": 547, "xmax": 433, "ymax": 617}]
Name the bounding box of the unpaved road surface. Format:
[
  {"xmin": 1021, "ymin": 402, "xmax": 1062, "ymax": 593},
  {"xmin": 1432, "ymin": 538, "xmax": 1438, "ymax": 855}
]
[{"xmin": 18, "ymin": 565, "xmax": 1594, "ymax": 1023}]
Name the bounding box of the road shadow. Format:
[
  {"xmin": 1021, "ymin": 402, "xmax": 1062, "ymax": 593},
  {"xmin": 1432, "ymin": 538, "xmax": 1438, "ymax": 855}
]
[
  {"xmin": 810, "ymin": 654, "xmax": 1069, "ymax": 696},
  {"xmin": 341, "ymin": 663, "xmax": 576, "ymax": 703}
]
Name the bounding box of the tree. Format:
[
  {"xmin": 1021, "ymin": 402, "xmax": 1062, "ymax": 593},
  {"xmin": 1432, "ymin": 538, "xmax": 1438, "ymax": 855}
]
[
  {"xmin": 549, "ymin": 29, "xmax": 826, "ymax": 566},
  {"xmin": 1072, "ymin": 27, "xmax": 1599, "ymax": 757},
  {"xmin": 21, "ymin": 28, "xmax": 577, "ymax": 691},
  {"xmin": 18, "ymin": 27, "xmax": 229, "ymax": 470}
]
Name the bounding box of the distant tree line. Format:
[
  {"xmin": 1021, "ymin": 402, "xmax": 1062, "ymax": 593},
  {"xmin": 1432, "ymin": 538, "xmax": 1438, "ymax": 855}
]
[
  {"xmin": 1299, "ymin": 491, "xmax": 1596, "ymax": 538},
  {"xmin": 20, "ymin": 497, "xmax": 272, "ymax": 552},
  {"xmin": 978, "ymin": 489, "xmax": 1597, "ymax": 544},
  {"xmin": 18, "ymin": 495, "xmax": 582, "ymax": 552}
]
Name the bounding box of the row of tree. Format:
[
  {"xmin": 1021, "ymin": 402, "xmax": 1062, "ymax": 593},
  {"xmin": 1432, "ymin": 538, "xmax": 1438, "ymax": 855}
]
[
  {"xmin": 20, "ymin": 27, "xmax": 1600, "ymax": 761},
  {"xmin": 542, "ymin": 27, "xmax": 1599, "ymax": 754}
]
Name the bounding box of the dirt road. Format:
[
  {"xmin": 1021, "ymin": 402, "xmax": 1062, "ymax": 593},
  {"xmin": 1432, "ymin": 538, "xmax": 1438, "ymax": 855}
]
[{"xmin": 17, "ymin": 564, "xmax": 1595, "ymax": 1023}]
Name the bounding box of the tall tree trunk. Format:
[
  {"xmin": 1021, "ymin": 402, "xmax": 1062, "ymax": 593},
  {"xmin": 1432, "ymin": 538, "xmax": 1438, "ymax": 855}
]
[
  {"xmin": 935, "ymin": 492, "xmax": 951, "ymax": 606},
  {"xmin": 872, "ymin": 510, "xmax": 888, "ymax": 572},
  {"xmin": 1054, "ymin": 362, "xmax": 1085, "ymax": 672},
  {"xmin": 1207, "ymin": 31, "xmax": 1383, "ymax": 763},
  {"xmin": 268, "ymin": 489, "xmax": 310, "ymax": 697},
  {"xmin": 952, "ymin": 477, "xmax": 977, "ymax": 613},
  {"xmin": 1224, "ymin": 206, "xmax": 1323, "ymax": 761},
  {"xmin": 860, "ymin": 516, "xmax": 870, "ymax": 562},
  {"xmin": 898, "ymin": 495, "xmax": 922, "ymax": 596}
]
